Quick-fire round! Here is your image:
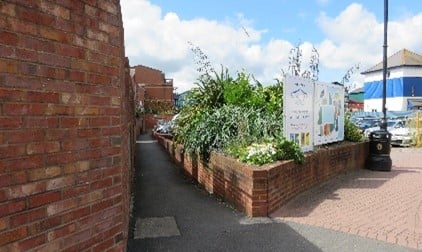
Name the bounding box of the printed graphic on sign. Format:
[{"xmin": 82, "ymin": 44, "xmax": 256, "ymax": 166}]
[
  {"xmin": 314, "ymin": 82, "xmax": 344, "ymax": 145},
  {"xmin": 284, "ymin": 76, "xmax": 314, "ymax": 152}
]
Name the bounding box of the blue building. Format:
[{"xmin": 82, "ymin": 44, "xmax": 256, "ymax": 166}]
[
  {"xmin": 362, "ymin": 49, "xmax": 422, "ymax": 111},
  {"xmin": 174, "ymin": 90, "xmax": 191, "ymax": 109}
]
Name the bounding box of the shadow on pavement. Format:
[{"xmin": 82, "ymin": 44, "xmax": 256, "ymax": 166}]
[
  {"xmin": 270, "ymin": 167, "xmax": 417, "ymax": 218},
  {"xmin": 270, "ymin": 148, "xmax": 421, "ymax": 219}
]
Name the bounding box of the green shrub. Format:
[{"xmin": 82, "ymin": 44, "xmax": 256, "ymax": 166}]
[
  {"xmin": 186, "ymin": 66, "xmax": 229, "ymax": 110},
  {"xmin": 222, "ymin": 70, "xmax": 255, "ymax": 107},
  {"xmin": 274, "ymin": 136, "xmax": 305, "ymax": 164},
  {"xmin": 174, "ymin": 52, "xmax": 303, "ymax": 165},
  {"xmin": 174, "ymin": 105, "xmax": 284, "ymax": 161},
  {"xmin": 174, "ymin": 101, "xmax": 305, "ymax": 165},
  {"xmin": 344, "ymin": 113, "xmax": 363, "ymax": 142}
]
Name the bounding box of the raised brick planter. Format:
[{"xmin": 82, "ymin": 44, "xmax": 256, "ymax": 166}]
[{"xmin": 155, "ymin": 134, "xmax": 369, "ymax": 217}]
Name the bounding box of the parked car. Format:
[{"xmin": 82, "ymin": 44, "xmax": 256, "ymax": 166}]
[
  {"xmin": 356, "ymin": 118, "xmax": 380, "ymax": 133},
  {"xmin": 390, "ymin": 127, "xmax": 414, "ymax": 147},
  {"xmin": 363, "ymin": 119, "xmax": 405, "ymax": 138},
  {"xmin": 154, "ymin": 114, "xmax": 179, "ymax": 136}
]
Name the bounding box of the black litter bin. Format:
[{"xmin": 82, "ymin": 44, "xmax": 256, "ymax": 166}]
[{"xmin": 366, "ymin": 129, "xmax": 392, "ymax": 171}]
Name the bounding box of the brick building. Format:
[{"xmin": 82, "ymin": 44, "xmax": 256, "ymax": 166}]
[
  {"xmin": 131, "ymin": 65, "xmax": 175, "ymax": 128},
  {"xmin": 0, "ymin": 1, "xmax": 133, "ymax": 251},
  {"xmin": 348, "ymin": 87, "xmax": 364, "ymax": 111}
]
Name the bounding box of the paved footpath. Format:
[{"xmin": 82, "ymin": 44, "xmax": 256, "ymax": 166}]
[
  {"xmin": 128, "ymin": 132, "xmax": 420, "ymax": 251},
  {"xmin": 271, "ymin": 147, "xmax": 422, "ymax": 250}
]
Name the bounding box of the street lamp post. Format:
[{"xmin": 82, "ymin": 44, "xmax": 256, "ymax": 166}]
[
  {"xmin": 366, "ymin": 0, "xmax": 392, "ymax": 171},
  {"xmin": 381, "ymin": 0, "xmax": 388, "ymax": 129}
]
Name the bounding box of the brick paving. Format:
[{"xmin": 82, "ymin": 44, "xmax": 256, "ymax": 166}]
[{"xmin": 270, "ymin": 147, "xmax": 422, "ymax": 250}]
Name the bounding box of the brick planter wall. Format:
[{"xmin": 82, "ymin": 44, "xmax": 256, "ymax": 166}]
[
  {"xmin": 156, "ymin": 134, "xmax": 369, "ymax": 217},
  {"xmin": 0, "ymin": 1, "xmax": 133, "ymax": 251}
]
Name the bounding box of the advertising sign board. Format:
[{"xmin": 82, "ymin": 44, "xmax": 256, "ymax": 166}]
[
  {"xmin": 284, "ymin": 76, "xmax": 345, "ymax": 151},
  {"xmin": 284, "ymin": 76, "xmax": 314, "ymax": 152}
]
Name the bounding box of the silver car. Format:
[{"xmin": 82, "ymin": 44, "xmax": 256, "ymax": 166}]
[
  {"xmin": 364, "ymin": 120, "xmax": 405, "ymax": 138},
  {"xmin": 390, "ymin": 127, "xmax": 415, "ymax": 147}
]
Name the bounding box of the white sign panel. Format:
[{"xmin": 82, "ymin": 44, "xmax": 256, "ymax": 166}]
[
  {"xmin": 283, "ymin": 76, "xmax": 314, "ymax": 152},
  {"xmin": 314, "ymin": 82, "xmax": 344, "ymax": 145}
]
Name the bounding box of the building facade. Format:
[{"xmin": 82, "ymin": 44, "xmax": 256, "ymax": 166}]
[
  {"xmin": 362, "ymin": 49, "xmax": 422, "ymax": 111},
  {"xmin": 130, "ymin": 65, "xmax": 175, "ymax": 128},
  {"xmin": 131, "ymin": 65, "xmax": 174, "ymax": 113},
  {"xmin": 348, "ymin": 87, "xmax": 364, "ymax": 111}
]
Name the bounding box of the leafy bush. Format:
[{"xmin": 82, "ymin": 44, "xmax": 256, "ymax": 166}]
[
  {"xmin": 175, "ymin": 44, "xmax": 303, "ymax": 165},
  {"xmin": 187, "ymin": 66, "xmax": 228, "ymax": 109},
  {"xmin": 222, "ymin": 70, "xmax": 255, "ymax": 107},
  {"xmin": 274, "ymin": 136, "xmax": 305, "ymax": 164},
  {"xmin": 173, "ymin": 71, "xmax": 303, "ymax": 165},
  {"xmin": 222, "ymin": 71, "xmax": 284, "ymax": 115},
  {"xmin": 174, "ymin": 105, "xmax": 284, "ymax": 161},
  {"xmin": 344, "ymin": 113, "xmax": 363, "ymax": 142}
]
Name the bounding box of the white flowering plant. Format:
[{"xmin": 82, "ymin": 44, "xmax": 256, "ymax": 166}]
[
  {"xmin": 239, "ymin": 142, "xmax": 277, "ymax": 165},
  {"xmin": 227, "ymin": 136, "xmax": 304, "ymax": 166}
]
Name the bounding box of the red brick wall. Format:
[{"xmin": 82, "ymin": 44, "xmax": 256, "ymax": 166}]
[
  {"xmin": 132, "ymin": 65, "xmax": 164, "ymax": 86},
  {"xmin": 131, "ymin": 65, "xmax": 174, "ymax": 121},
  {"xmin": 348, "ymin": 101, "xmax": 364, "ymax": 111},
  {"xmin": 144, "ymin": 114, "xmax": 173, "ymax": 130},
  {"xmin": 156, "ymin": 134, "xmax": 369, "ymax": 217},
  {"xmin": 0, "ymin": 1, "xmax": 132, "ymax": 251},
  {"xmin": 145, "ymin": 86, "xmax": 173, "ymax": 101}
]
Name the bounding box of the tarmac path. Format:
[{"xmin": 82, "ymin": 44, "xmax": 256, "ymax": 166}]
[{"xmin": 127, "ymin": 132, "xmax": 421, "ymax": 251}]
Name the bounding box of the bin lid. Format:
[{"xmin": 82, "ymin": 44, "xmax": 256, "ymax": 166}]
[{"xmin": 370, "ymin": 129, "xmax": 391, "ymax": 139}]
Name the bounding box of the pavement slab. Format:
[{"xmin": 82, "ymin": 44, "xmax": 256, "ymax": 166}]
[{"xmin": 134, "ymin": 216, "xmax": 181, "ymax": 239}]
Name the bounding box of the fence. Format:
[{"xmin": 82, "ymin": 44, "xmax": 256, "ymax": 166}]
[{"xmin": 406, "ymin": 111, "xmax": 422, "ymax": 147}]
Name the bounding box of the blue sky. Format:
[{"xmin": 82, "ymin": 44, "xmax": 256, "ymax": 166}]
[
  {"xmin": 150, "ymin": 0, "xmax": 420, "ymax": 43},
  {"xmin": 121, "ymin": 0, "xmax": 422, "ymax": 92}
]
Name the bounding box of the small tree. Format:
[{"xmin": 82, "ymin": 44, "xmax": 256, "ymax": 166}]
[
  {"xmin": 188, "ymin": 41, "xmax": 214, "ymax": 81},
  {"xmin": 341, "ymin": 63, "xmax": 360, "ymax": 85},
  {"xmin": 282, "ymin": 42, "xmax": 320, "ymax": 81}
]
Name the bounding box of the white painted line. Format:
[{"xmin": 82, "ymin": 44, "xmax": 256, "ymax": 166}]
[
  {"xmin": 239, "ymin": 217, "xmax": 274, "ymax": 225},
  {"xmin": 136, "ymin": 140, "xmax": 158, "ymax": 144}
]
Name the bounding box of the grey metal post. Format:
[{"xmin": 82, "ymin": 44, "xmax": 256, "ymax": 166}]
[
  {"xmin": 382, "ymin": 0, "xmax": 388, "ymax": 129},
  {"xmin": 365, "ymin": 0, "xmax": 392, "ymax": 171}
]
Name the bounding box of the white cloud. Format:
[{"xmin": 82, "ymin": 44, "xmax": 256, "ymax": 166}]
[
  {"xmin": 316, "ymin": 0, "xmax": 330, "ymax": 5},
  {"xmin": 121, "ymin": 0, "xmax": 293, "ymax": 92},
  {"xmin": 316, "ymin": 4, "xmax": 382, "ymax": 69},
  {"xmin": 388, "ymin": 13, "xmax": 422, "ymax": 52},
  {"xmin": 316, "ymin": 3, "xmax": 422, "ymax": 87},
  {"xmin": 121, "ymin": 1, "xmax": 422, "ymax": 92}
]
